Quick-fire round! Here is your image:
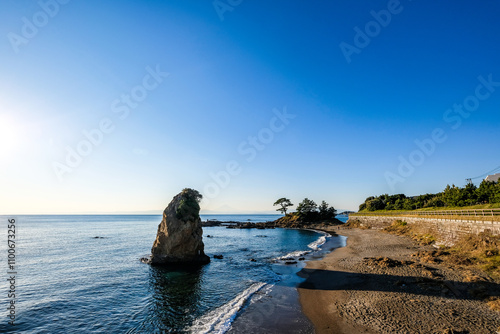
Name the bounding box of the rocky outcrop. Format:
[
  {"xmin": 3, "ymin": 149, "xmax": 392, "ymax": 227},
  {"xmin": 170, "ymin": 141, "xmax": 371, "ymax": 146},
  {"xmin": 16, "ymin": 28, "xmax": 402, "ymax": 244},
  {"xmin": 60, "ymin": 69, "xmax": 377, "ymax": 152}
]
[
  {"xmin": 225, "ymin": 222, "xmax": 275, "ymax": 229},
  {"xmin": 273, "ymin": 214, "xmax": 344, "ymax": 228},
  {"xmin": 150, "ymin": 188, "xmax": 210, "ymax": 265}
]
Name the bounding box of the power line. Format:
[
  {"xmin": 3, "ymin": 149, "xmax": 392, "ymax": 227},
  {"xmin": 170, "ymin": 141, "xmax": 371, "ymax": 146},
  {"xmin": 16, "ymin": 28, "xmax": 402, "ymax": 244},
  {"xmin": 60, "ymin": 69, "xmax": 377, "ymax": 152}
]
[{"xmin": 469, "ymin": 165, "xmax": 500, "ymax": 180}]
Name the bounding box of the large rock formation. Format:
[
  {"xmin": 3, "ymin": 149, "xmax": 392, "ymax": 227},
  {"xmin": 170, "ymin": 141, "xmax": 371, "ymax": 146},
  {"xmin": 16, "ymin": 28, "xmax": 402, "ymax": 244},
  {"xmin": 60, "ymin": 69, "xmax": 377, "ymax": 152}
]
[{"xmin": 150, "ymin": 188, "xmax": 210, "ymax": 265}]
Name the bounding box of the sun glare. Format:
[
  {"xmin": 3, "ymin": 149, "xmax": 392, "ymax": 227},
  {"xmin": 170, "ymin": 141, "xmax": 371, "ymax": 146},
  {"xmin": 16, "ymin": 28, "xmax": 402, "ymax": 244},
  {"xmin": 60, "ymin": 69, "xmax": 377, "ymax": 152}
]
[{"xmin": 0, "ymin": 113, "xmax": 22, "ymax": 155}]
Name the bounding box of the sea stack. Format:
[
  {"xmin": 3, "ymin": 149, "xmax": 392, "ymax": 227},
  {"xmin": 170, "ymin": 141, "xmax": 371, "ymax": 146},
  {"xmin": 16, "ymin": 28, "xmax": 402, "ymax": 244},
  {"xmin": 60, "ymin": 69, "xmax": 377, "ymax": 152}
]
[{"xmin": 150, "ymin": 188, "xmax": 210, "ymax": 265}]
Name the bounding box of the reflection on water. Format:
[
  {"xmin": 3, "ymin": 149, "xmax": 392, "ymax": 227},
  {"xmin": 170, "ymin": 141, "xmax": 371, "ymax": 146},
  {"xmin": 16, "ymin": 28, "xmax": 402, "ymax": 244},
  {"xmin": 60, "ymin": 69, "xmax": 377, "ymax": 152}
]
[{"xmin": 147, "ymin": 266, "xmax": 204, "ymax": 332}]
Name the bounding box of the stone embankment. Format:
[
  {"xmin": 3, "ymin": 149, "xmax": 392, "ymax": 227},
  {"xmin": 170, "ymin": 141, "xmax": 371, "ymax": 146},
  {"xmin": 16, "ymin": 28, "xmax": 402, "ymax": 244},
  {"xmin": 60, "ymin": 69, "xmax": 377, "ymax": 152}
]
[{"xmin": 348, "ymin": 214, "xmax": 500, "ymax": 245}]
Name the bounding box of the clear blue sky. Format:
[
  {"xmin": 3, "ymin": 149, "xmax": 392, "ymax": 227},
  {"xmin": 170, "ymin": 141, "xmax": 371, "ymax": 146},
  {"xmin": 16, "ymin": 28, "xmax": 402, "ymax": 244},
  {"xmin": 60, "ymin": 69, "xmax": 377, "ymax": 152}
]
[{"xmin": 1, "ymin": 0, "xmax": 499, "ymax": 214}]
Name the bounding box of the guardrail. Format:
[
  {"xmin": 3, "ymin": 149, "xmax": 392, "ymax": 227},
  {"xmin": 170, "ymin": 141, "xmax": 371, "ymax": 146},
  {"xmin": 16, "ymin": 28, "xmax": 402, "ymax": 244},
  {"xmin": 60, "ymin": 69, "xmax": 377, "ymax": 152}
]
[{"xmin": 350, "ymin": 209, "xmax": 500, "ymax": 218}]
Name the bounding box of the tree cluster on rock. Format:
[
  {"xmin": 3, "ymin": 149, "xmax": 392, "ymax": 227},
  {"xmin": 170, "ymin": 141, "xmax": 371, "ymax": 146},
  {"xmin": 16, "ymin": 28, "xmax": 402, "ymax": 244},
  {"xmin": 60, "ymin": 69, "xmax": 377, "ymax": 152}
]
[
  {"xmin": 273, "ymin": 197, "xmax": 341, "ymax": 228},
  {"xmin": 296, "ymin": 198, "xmax": 337, "ymax": 222}
]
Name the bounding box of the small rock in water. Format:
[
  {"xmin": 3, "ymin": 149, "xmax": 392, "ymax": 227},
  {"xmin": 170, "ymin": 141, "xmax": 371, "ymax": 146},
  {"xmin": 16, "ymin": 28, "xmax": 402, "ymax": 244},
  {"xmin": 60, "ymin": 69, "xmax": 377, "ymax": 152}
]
[
  {"xmin": 250, "ymin": 258, "xmax": 257, "ymax": 262},
  {"xmin": 298, "ymin": 257, "xmax": 305, "ymax": 261},
  {"xmin": 285, "ymin": 261, "xmax": 298, "ymax": 265},
  {"xmin": 214, "ymin": 254, "xmax": 223, "ymax": 259}
]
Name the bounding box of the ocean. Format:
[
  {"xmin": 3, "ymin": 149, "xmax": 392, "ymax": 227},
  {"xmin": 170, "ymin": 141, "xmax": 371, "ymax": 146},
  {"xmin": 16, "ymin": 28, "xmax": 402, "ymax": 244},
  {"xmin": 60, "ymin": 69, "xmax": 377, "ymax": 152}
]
[{"xmin": 0, "ymin": 214, "xmax": 347, "ymax": 333}]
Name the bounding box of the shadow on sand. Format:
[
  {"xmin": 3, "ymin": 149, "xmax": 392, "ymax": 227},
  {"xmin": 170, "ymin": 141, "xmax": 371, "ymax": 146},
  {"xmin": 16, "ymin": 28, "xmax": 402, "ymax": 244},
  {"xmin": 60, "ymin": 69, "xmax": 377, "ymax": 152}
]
[{"xmin": 298, "ymin": 268, "xmax": 500, "ymax": 300}]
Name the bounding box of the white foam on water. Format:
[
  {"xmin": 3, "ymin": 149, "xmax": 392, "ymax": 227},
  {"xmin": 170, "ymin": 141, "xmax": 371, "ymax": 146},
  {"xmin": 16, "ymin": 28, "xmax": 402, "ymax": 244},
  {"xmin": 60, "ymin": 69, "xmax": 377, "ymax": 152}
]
[
  {"xmin": 306, "ymin": 230, "xmax": 329, "ymax": 250},
  {"xmin": 275, "ymin": 250, "xmax": 311, "ymax": 261},
  {"xmin": 187, "ymin": 282, "xmax": 267, "ymax": 334},
  {"xmin": 272, "ymin": 230, "xmax": 330, "ymax": 262}
]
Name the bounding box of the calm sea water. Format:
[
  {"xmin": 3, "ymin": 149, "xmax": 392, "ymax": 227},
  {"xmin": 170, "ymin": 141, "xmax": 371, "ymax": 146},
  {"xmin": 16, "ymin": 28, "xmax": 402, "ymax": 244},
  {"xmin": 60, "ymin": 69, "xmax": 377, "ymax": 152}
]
[{"xmin": 0, "ymin": 215, "xmax": 345, "ymax": 333}]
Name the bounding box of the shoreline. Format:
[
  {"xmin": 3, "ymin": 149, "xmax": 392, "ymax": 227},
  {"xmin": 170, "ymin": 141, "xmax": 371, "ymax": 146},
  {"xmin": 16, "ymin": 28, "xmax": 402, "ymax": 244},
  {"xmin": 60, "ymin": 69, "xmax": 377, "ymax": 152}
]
[
  {"xmin": 298, "ymin": 227, "xmax": 500, "ymax": 333},
  {"xmin": 227, "ymin": 282, "xmax": 315, "ymax": 333},
  {"xmin": 226, "ymin": 227, "xmax": 344, "ymax": 333}
]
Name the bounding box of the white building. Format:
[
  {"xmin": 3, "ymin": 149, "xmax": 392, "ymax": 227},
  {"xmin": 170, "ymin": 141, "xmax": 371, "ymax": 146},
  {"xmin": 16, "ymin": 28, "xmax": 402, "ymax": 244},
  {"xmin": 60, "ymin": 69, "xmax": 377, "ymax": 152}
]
[{"xmin": 485, "ymin": 173, "xmax": 500, "ymax": 183}]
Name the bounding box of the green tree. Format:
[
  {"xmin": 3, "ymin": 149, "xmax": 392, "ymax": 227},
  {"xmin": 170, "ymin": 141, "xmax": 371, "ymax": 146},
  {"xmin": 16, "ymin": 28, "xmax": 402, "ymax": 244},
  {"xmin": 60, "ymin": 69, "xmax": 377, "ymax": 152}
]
[
  {"xmin": 402, "ymin": 198, "xmax": 416, "ymax": 210},
  {"xmin": 366, "ymin": 198, "xmax": 385, "ymax": 211},
  {"xmin": 394, "ymin": 198, "xmax": 405, "ymax": 210},
  {"xmin": 318, "ymin": 200, "xmax": 329, "ymax": 215},
  {"xmin": 273, "ymin": 197, "xmax": 293, "ymax": 215},
  {"xmin": 319, "ymin": 200, "xmax": 337, "ymax": 220},
  {"xmin": 424, "ymin": 196, "xmax": 445, "ymax": 208},
  {"xmin": 477, "ymin": 180, "xmax": 498, "ymax": 204},
  {"xmin": 357, "ymin": 180, "xmax": 500, "ymax": 212},
  {"xmin": 493, "ymin": 184, "xmax": 500, "ymax": 203},
  {"xmin": 442, "ymin": 184, "xmax": 461, "ymax": 207},
  {"xmin": 296, "ymin": 198, "xmax": 317, "ymax": 216},
  {"xmin": 462, "ymin": 183, "xmax": 478, "ymax": 206}
]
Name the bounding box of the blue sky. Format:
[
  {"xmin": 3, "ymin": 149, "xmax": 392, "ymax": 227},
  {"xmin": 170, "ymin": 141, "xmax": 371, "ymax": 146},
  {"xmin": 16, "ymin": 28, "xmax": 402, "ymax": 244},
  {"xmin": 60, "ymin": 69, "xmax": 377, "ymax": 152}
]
[{"xmin": 1, "ymin": 0, "xmax": 499, "ymax": 214}]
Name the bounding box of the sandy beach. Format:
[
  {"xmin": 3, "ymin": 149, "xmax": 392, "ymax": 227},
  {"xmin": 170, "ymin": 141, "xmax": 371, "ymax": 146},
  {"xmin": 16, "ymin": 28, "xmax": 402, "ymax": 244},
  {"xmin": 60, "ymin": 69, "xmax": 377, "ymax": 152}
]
[{"xmin": 298, "ymin": 227, "xmax": 500, "ymax": 334}]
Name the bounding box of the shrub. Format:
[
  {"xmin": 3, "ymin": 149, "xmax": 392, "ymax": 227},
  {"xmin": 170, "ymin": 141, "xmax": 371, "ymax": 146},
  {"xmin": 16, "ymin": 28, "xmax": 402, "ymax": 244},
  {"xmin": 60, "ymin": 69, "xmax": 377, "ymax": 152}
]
[{"xmin": 176, "ymin": 188, "xmax": 202, "ymax": 220}]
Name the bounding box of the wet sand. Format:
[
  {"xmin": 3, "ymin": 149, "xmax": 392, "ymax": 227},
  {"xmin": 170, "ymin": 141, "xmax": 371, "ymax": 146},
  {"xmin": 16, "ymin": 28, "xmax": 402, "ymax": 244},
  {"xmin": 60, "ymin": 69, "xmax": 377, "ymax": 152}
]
[
  {"xmin": 227, "ymin": 283, "xmax": 314, "ymax": 334},
  {"xmin": 298, "ymin": 227, "xmax": 500, "ymax": 333}
]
